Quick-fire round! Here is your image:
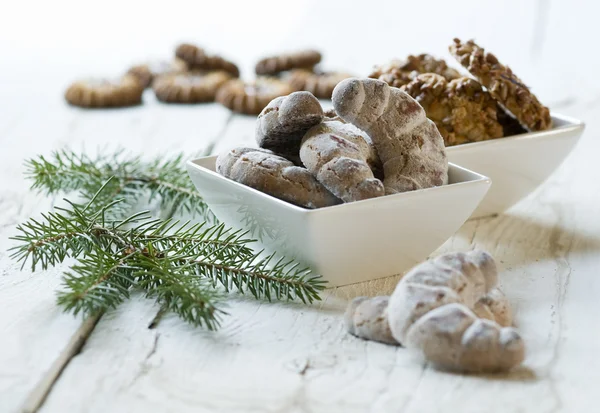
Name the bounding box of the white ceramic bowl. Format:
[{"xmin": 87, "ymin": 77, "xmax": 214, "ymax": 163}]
[
  {"xmin": 447, "ymin": 113, "xmax": 585, "ymax": 218},
  {"xmin": 187, "ymin": 158, "xmax": 490, "ymax": 286}
]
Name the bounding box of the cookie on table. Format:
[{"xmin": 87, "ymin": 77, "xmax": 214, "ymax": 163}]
[
  {"xmin": 449, "ymin": 38, "xmax": 551, "ymax": 131},
  {"xmin": 64, "ymin": 75, "xmax": 144, "ymax": 108},
  {"xmin": 369, "ymin": 54, "xmax": 461, "ymax": 88},
  {"xmin": 127, "ymin": 58, "xmax": 188, "ymax": 88},
  {"xmin": 401, "ymin": 73, "xmax": 504, "ymax": 146},
  {"xmin": 288, "ymin": 69, "xmax": 353, "ymax": 99},
  {"xmin": 153, "ymin": 71, "xmax": 233, "ymax": 103},
  {"xmin": 255, "ymin": 49, "xmax": 322, "ymax": 75},
  {"xmin": 215, "ymin": 77, "xmax": 295, "ymax": 115},
  {"xmin": 175, "ymin": 43, "xmax": 240, "ymax": 77}
]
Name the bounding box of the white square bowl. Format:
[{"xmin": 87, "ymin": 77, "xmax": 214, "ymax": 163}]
[
  {"xmin": 447, "ymin": 113, "xmax": 585, "ymax": 218},
  {"xmin": 187, "ymin": 158, "xmax": 490, "ymax": 286}
]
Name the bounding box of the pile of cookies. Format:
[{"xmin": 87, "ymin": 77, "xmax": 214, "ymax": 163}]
[
  {"xmin": 216, "ymin": 78, "xmax": 449, "ymax": 209},
  {"xmin": 369, "ymin": 38, "xmax": 552, "ymax": 146},
  {"xmin": 64, "ymin": 45, "xmax": 353, "ymax": 115}
]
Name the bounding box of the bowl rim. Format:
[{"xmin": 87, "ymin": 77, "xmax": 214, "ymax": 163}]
[
  {"xmin": 187, "ymin": 158, "xmax": 491, "ymax": 215},
  {"xmin": 446, "ymin": 112, "xmax": 585, "ymax": 153}
]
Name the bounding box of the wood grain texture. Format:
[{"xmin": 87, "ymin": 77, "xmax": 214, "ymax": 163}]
[{"xmin": 2, "ymin": 0, "xmax": 600, "ymax": 412}]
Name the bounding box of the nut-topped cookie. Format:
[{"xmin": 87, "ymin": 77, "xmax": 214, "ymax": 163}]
[
  {"xmin": 153, "ymin": 71, "xmax": 233, "ymax": 103},
  {"xmin": 370, "ymin": 54, "xmax": 461, "ymax": 88},
  {"xmin": 401, "ymin": 73, "xmax": 504, "ymax": 146},
  {"xmin": 127, "ymin": 58, "xmax": 188, "ymax": 89},
  {"xmin": 216, "ymin": 77, "xmax": 295, "ymax": 115},
  {"xmin": 449, "ymin": 38, "xmax": 551, "ymax": 131},
  {"xmin": 175, "ymin": 43, "xmax": 240, "ymax": 78},
  {"xmin": 288, "ymin": 69, "xmax": 353, "ymax": 99},
  {"xmin": 255, "ymin": 50, "xmax": 322, "ymax": 75},
  {"xmin": 64, "ymin": 75, "xmax": 144, "ymax": 108}
]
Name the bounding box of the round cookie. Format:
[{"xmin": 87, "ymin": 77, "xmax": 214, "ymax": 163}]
[
  {"xmin": 216, "ymin": 77, "xmax": 295, "ymax": 115},
  {"xmin": 127, "ymin": 58, "xmax": 188, "ymax": 88},
  {"xmin": 153, "ymin": 71, "xmax": 233, "ymax": 103},
  {"xmin": 175, "ymin": 43, "xmax": 240, "ymax": 78},
  {"xmin": 255, "ymin": 49, "xmax": 322, "ymax": 76},
  {"xmin": 216, "ymin": 147, "xmax": 340, "ymax": 209},
  {"xmin": 288, "ymin": 69, "xmax": 353, "ymax": 99},
  {"xmin": 255, "ymin": 91, "xmax": 324, "ymax": 161},
  {"xmin": 449, "ymin": 38, "xmax": 551, "ymax": 131},
  {"xmin": 64, "ymin": 75, "xmax": 144, "ymax": 108}
]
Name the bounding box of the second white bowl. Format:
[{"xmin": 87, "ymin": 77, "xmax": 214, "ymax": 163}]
[{"xmin": 447, "ymin": 113, "xmax": 584, "ymax": 218}]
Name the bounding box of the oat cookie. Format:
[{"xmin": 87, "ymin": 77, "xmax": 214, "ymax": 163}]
[
  {"xmin": 255, "ymin": 49, "xmax": 322, "ymax": 75},
  {"xmin": 369, "ymin": 54, "xmax": 461, "ymax": 88},
  {"xmin": 216, "ymin": 77, "xmax": 295, "ymax": 115},
  {"xmin": 127, "ymin": 59, "xmax": 188, "ymax": 89},
  {"xmin": 64, "ymin": 75, "xmax": 144, "ymax": 108},
  {"xmin": 288, "ymin": 69, "xmax": 353, "ymax": 99},
  {"xmin": 175, "ymin": 43, "xmax": 240, "ymax": 78},
  {"xmin": 449, "ymin": 38, "xmax": 551, "ymax": 131},
  {"xmin": 216, "ymin": 147, "xmax": 340, "ymax": 208},
  {"xmin": 401, "ymin": 73, "xmax": 504, "ymax": 146},
  {"xmin": 256, "ymin": 91, "xmax": 324, "ymax": 160}
]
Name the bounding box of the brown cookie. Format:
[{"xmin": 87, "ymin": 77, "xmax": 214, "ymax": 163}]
[
  {"xmin": 175, "ymin": 43, "xmax": 240, "ymax": 78},
  {"xmin": 216, "ymin": 147, "xmax": 340, "ymax": 209},
  {"xmin": 215, "ymin": 77, "xmax": 295, "ymax": 115},
  {"xmin": 401, "ymin": 73, "xmax": 504, "ymax": 146},
  {"xmin": 255, "ymin": 50, "xmax": 322, "ymax": 75},
  {"xmin": 369, "ymin": 54, "xmax": 461, "ymax": 88},
  {"xmin": 153, "ymin": 71, "xmax": 232, "ymax": 103},
  {"xmin": 449, "ymin": 38, "xmax": 551, "ymax": 131},
  {"xmin": 288, "ymin": 69, "xmax": 353, "ymax": 99},
  {"xmin": 64, "ymin": 75, "xmax": 144, "ymax": 108},
  {"xmin": 255, "ymin": 91, "xmax": 324, "ymax": 161},
  {"xmin": 127, "ymin": 58, "xmax": 188, "ymax": 88}
]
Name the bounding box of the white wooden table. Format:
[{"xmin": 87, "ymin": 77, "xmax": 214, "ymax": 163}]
[{"xmin": 2, "ymin": 1, "xmax": 600, "ymax": 412}]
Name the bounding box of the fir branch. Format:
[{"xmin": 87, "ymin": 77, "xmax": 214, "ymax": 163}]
[
  {"xmin": 24, "ymin": 149, "xmax": 213, "ymax": 220},
  {"xmin": 10, "ymin": 192, "xmax": 326, "ymax": 328}
]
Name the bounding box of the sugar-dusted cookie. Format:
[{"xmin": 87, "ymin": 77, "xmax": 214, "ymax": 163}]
[
  {"xmin": 255, "ymin": 50, "xmax": 322, "ymax": 75},
  {"xmin": 153, "ymin": 71, "xmax": 233, "ymax": 103},
  {"xmin": 401, "ymin": 73, "xmax": 504, "ymax": 146},
  {"xmin": 64, "ymin": 75, "xmax": 144, "ymax": 108},
  {"xmin": 288, "ymin": 69, "xmax": 353, "ymax": 99},
  {"xmin": 127, "ymin": 58, "xmax": 188, "ymax": 88},
  {"xmin": 175, "ymin": 43, "xmax": 240, "ymax": 78},
  {"xmin": 370, "ymin": 54, "xmax": 460, "ymax": 88},
  {"xmin": 255, "ymin": 91, "xmax": 324, "ymax": 161},
  {"xmin": 333, "ymin": 78, "xmax": 448, "ymax": 194},
  {"xmin": 216, "ymin": 77, "xmax": 295, "ymax": 115},
  {"xmin": 449, "ymin": 38, "xmax": 551, "ymax": 131},
  {"xmin": 216, "ymin": 147, "xmax": 340, "ymax": 209},
  {"xmin": 300, "ymin": 120, "xmax": 384, "ymax": 202}
]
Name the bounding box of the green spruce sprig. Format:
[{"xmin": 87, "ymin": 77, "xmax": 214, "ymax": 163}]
[
  {"xmin": 11, "ymin": 154, "xmax": 326, "ymax": 329},
  {"xmin": 25, "ymin": 149, "xmax": 213, "ymax": 220}
]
